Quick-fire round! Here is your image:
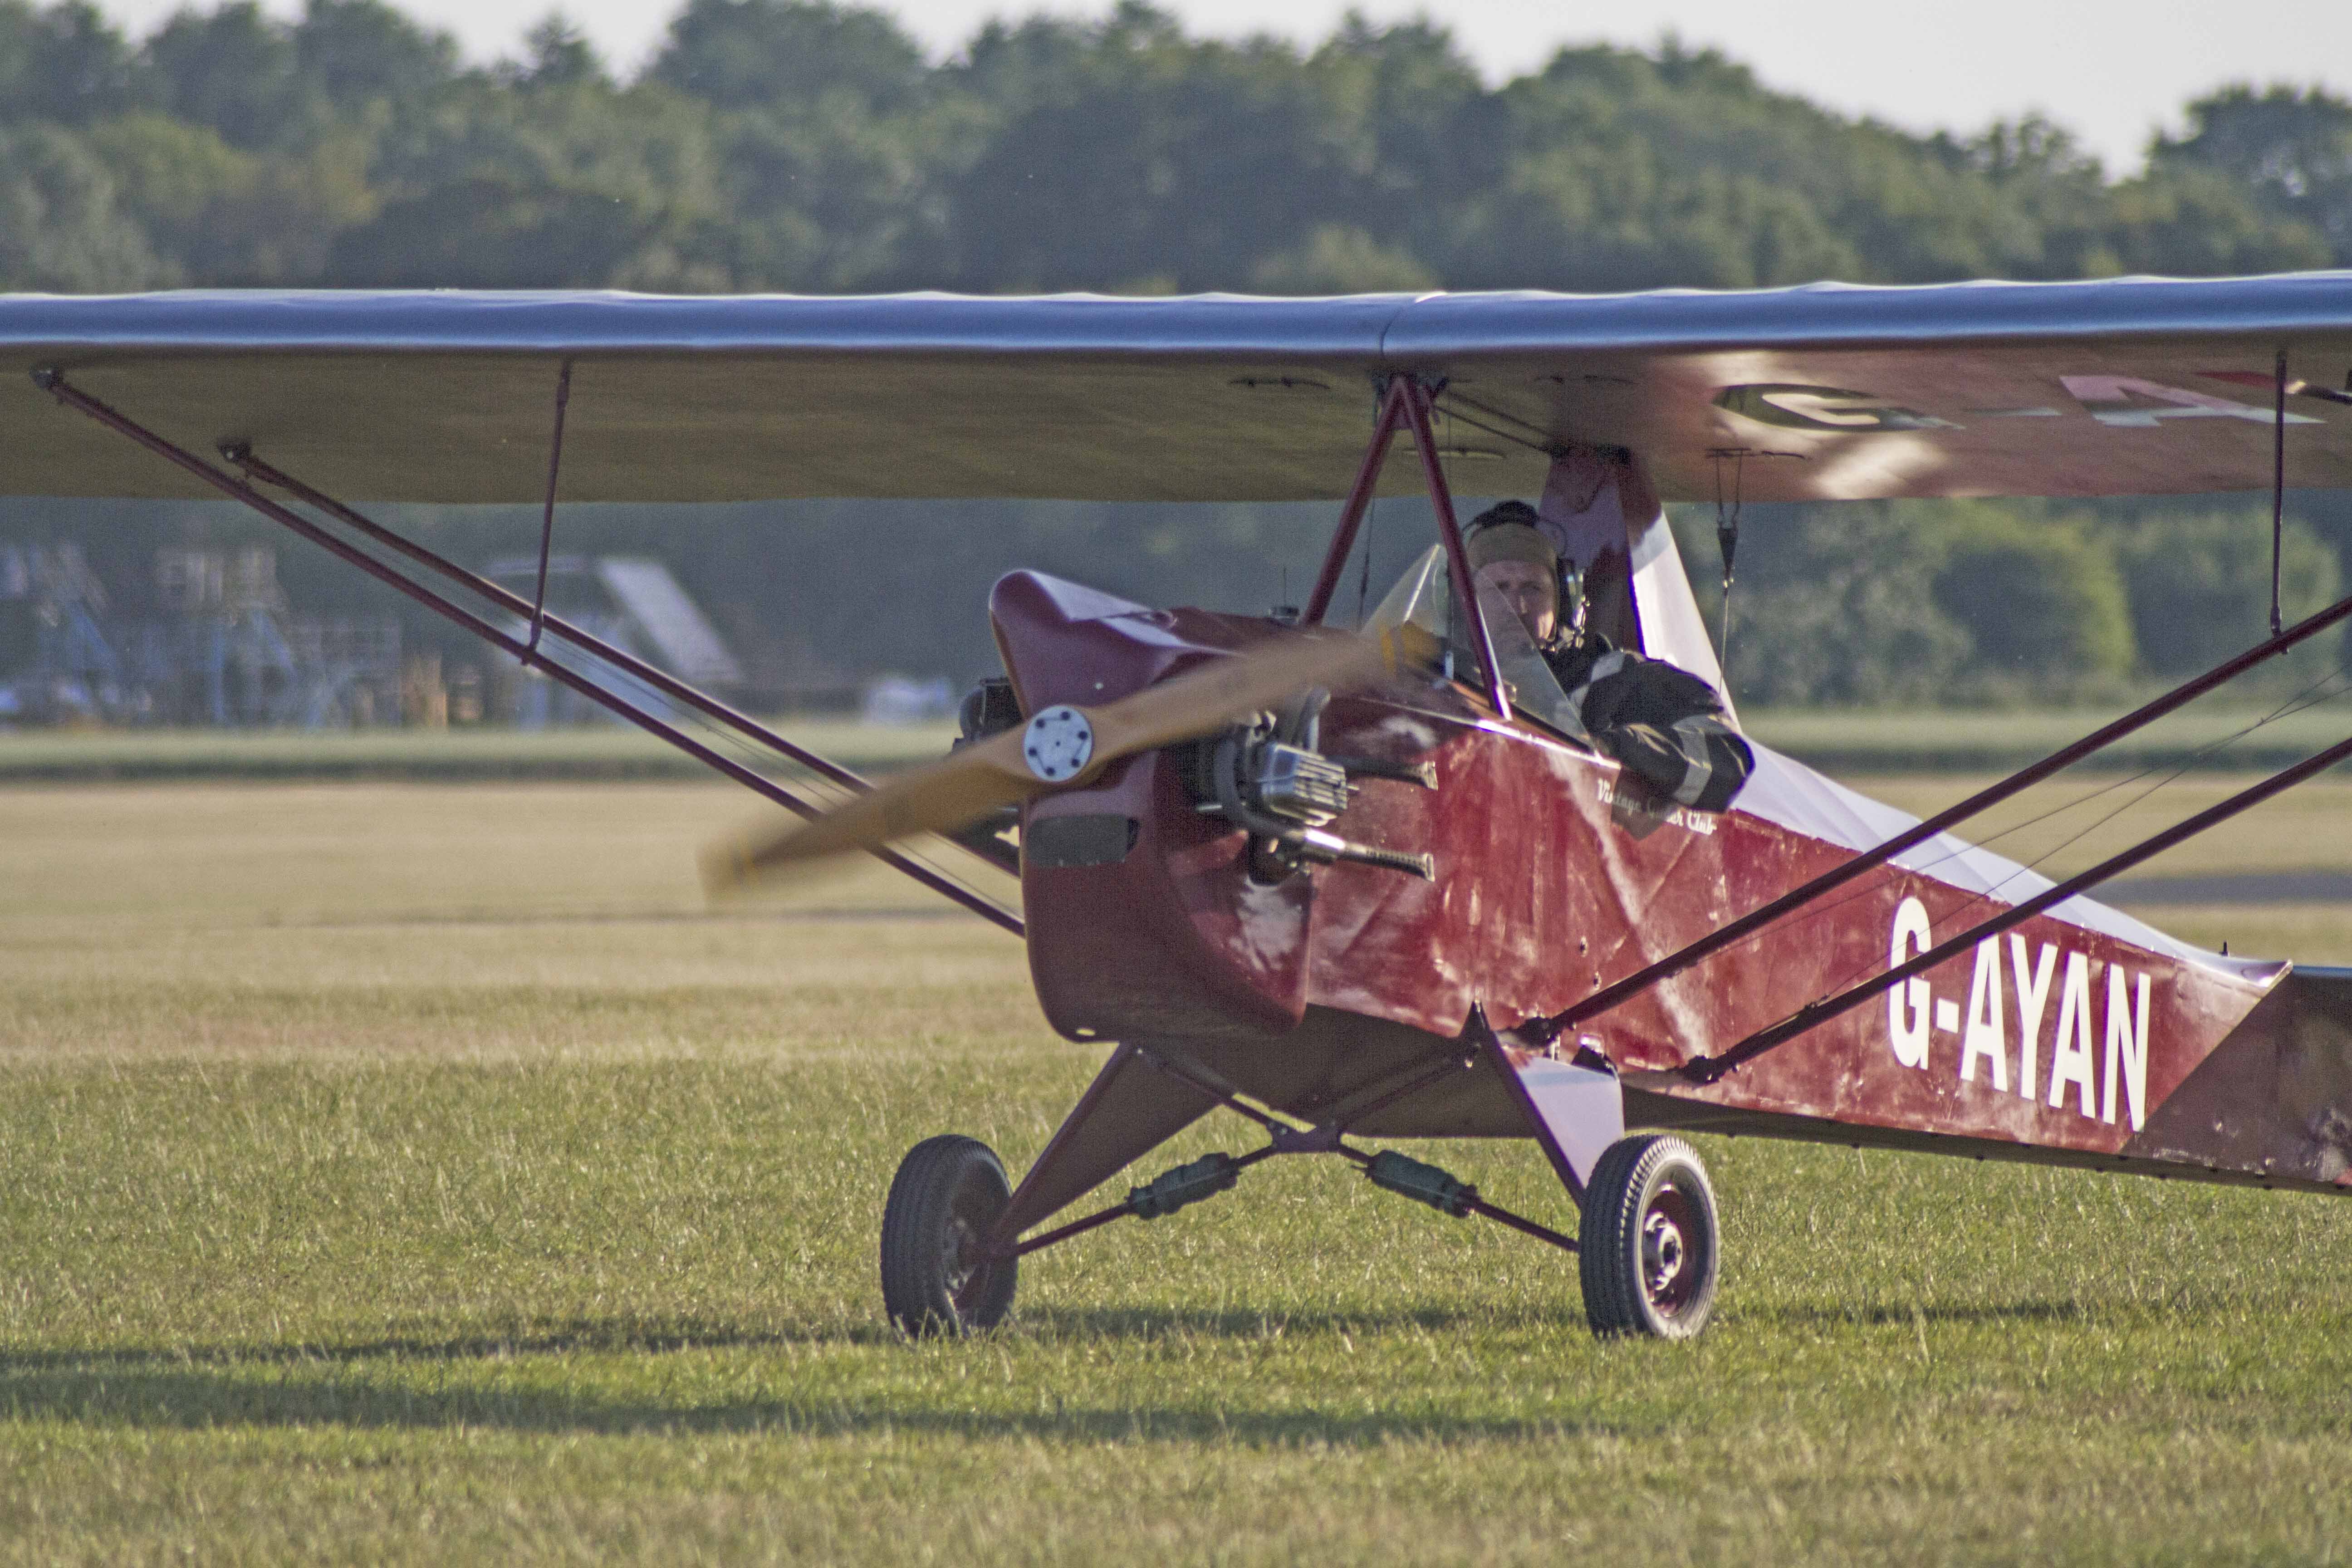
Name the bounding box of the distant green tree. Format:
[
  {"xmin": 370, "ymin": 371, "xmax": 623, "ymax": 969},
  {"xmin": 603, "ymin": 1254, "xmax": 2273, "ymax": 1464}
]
[
  {"xmin": 1678, "ymin": 504, "xmax": 1974, "ymax": 707},
  {"xmin": 1678, "ymin": 500, "xmax": 2189, "ymax": 707},
  {"xmin": 940, "ymin": 5, "xmax": 1357, "ymax": 292},
  {"xmin": 1931, "ymin": 505, "xmax": 2135, "ymax": 701},
  {"xmin": 695, "ymin": 100, "xmax": 941, "ymax": 290},
  {"xmin": 2153, "ymin": 85, "xmax": 2352, "ymax": 264},
  {"xmin": 327, "ymin": 75, "xmax": 724, "ymax": 289},
  {"xmin": 1949, "ymin": 117, "xmax": 2123, "ymax": 278},
  {"xmin": 646, "ymin": 0, "xmax": 941, "ymax": 290},
  {"xmin": 649, "ymin": 0, "xmax": 924, "ymax": 113},
  {"xmin": 144, "ymin": 2, "xmax": 312, "ymax": 152},
  {"xmin": 0, "ymin": 120, "xmax": 162, "ymax": 289},
  {"xmin": 1301, "ymin": 17, "xmax": 1498, "ymax": 271},
  {"xmin": 1449, "ymin": 43, "xmax": 2051, "ymax": 289},
  {"xmin": 0, "ymin": 0, "xmax": 145, "ymax": 125},
  {"xmin": 1453, "ymin": 137, "xmax": 1859, "ymax": 291},
  {"xmin": 89, "ymin": 113, "xmax": 376, "ymax": 284},
  {"xmin": 13, "ymin": 0, "xmax": 2352, "ymax": 710},
  {"xmin": 504, "ymin": 15, "xmax": 606, "ymax": 90},
  {"xmin": 1249, "ymin": 225, "xmax": 1434, "ymax": 293},
  {"xmin": 2111, "ymin": 510, "xmax": 2341, "ymax": 679},
  {"xmin": 10, "ymin": 0, "xmax": 2341, "ymax": 299},
  {"xmin": 2106, "ymin": 162, "xmax": 2332, "ymax": 276},
  {"xmin": 292, "ymin": 0, "xmax": 459, "ymax": 111}
]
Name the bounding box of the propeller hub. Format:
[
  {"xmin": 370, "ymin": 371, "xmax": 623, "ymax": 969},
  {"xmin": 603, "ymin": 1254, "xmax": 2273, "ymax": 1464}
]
[{"xmin": 1021, "ymin": 705, "xmax": 1096, "ymax": 783}]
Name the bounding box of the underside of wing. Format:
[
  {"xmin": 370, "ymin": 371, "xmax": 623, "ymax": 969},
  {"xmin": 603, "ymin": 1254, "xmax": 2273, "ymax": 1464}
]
[{"xmin": 4, "ymin": 274, "xmax": 2351, "ymax": 505}]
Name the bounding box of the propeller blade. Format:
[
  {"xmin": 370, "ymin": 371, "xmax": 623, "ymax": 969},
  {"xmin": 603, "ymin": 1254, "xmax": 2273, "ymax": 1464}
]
[
  {"xmin": 700, "ymin": 725, "xmax": 1035, "ymax": 892},
  {"xmin": 702, "ymin": 625, "xmax": 1394, "ymax": 894},
  {"xmin": 1088, "ymin": 626, "xmax": 1389, "ymax": 760}
]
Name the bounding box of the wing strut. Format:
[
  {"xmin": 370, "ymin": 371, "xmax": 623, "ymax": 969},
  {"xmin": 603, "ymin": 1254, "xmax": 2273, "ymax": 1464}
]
[
  {"xmin": 1520, "ymin": 579, "xmax": 2352, "ymax": 1047},
  {"xmin": 1304, "ymin": 375, "xmax": 1511, "ymax": 719},
  {"xmin": 1302, "ymin": 377, "xmax": 1408, "ymax": 624},
  {"xmin": 1677, "ymin": 725, "xmax": 2352, "ymax": 1084},
  {"xmin": 529, "ymin": 358, "xmax": 572, "ymax": 653},
  {"xmin": 998, "ymin": 1040, "xmax": 1578, "ymax": 1264},
  {"xmin": 2272, "ymin": 349, "xmax": 2288, "ymax": 638},
  {"xmin": 1711, "ymin": 451, "xmax": 1744, "ymax": 674},
  {"xmin": 29, "ymin": 367, "xmax": 1024, "ymax": 936}
]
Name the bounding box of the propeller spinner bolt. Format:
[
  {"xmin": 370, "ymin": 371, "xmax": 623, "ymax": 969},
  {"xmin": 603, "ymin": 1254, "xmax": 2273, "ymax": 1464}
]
[{"xmin": 1021, "ymin": 705, "xmax": 1096, "ymax": 783}]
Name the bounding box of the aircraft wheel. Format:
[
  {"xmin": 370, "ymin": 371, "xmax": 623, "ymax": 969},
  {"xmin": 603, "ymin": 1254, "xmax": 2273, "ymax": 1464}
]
[
  {"xmin": 1578, "ymin": 1134, "xmax": 1720, "ymax": 1339},
  {"xmin": 880, "ymin": 1135, "xmax": 1018, "ymax": 1336}
]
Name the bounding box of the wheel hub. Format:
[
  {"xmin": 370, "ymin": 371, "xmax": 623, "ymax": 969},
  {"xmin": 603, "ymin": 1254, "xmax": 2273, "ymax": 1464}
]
[
  {"xmin": 940, "ymin": 1216, "xmax": 978, "ymax": 1300},
  {"xmin": 1641, "ymin": 1209, "xmax": 1686, "ymax": 1301}
]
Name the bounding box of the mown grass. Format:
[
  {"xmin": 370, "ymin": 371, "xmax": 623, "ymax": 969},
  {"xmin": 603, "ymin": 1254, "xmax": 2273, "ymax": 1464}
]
[
  {"xmin": 1852, "ymin": 772, "xmax": 2352, "ymax": 880},
  {"xmin": 1744, "ymin": 704, "xmax": 2352, "ymax": 774},
  {"xmin": 4, "ymin": 700, "xmax": 2348, "ymax": 784},
  {"xmin": 0, "ymin": 719, "xmax": 962, "ymax": 783},
  {"xmin": 2, "ymin": 783, "xmax": 2349, "ymax": 1564}
]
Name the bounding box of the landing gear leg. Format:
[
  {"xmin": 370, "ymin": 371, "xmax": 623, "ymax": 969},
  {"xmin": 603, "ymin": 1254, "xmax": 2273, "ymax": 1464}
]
[
  {"xmin": 881, "ymin": 1135, "xmax": 1019, "ymax": 1336},
  {"xmin": 1578, "ymin": 1133, "xmax": 1720, "ymax": 1339}
]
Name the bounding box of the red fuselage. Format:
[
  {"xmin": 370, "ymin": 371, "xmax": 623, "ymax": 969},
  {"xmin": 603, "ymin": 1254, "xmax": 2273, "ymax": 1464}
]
[{"xmin": 995, "ymin": 570, "xmax": 2352, "ymax": 1196}]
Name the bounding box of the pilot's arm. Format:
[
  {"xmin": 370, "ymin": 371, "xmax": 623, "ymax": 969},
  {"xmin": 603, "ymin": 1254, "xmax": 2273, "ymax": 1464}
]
[{"xmin": 1566, "ymin": 650, "xmax": 1753, "ymax": 812}]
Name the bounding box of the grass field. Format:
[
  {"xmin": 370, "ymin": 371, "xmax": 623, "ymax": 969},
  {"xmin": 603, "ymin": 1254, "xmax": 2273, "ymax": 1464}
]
[
  {"xmin": 1744, "ymin": 704, "xmax": 2352, "ymax": 774},
  {"xmin": 4, "ymin": 699, "xmax": 2349, "ymax": 783},
  {"xmin": 0, "ymin": 719, "xmax": 964, "ymax": 783},
  {"xmin": 4, "ymin": 780, "xmax": 2350, "ymax": 1564}
]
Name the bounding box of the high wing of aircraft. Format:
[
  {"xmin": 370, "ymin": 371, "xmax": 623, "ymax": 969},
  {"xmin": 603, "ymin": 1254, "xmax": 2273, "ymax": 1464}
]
[{"xmin": 6, "ymin": 271, "xmax": 2350, "ymax": 1342}]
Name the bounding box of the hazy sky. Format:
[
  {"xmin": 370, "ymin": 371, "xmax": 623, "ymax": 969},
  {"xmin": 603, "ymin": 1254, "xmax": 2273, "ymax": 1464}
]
[{"xmin": 92, "ymin": 0, "xmax": 2352, "ymax": 173}]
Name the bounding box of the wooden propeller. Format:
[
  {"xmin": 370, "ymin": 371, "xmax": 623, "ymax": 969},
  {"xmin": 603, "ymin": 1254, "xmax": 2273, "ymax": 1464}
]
[{"xmin": 701, "ymin": 626, "xmax": 1396, "ymax": 894}]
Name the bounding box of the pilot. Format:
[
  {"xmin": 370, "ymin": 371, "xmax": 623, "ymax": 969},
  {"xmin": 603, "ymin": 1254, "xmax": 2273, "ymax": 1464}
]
[{"xmin": 1465, "ymin": 502, "xmax": 1753, "ymax": 812}]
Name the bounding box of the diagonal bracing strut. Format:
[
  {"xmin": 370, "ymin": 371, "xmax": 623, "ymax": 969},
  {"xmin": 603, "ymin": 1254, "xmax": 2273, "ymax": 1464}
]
[
  {"xmin": 231, "ymin": 438, "xmax": 1014, "ymax": 874},
  {"xmin": 528, "ymin": 358, "xmax": 572, "ymax": 654},
  {"xmin": 1303, "ymin": 375, "xmax": 1514, "ymax": 719},
  {"xmin": 1005, "ymin": 1042, "xmax": 1578, "ymax": 1261},
  {"xmin": 220, "ymin": 447, "xmax": 903, "ymax": 817},
  {"xmin": 1679, "ymin": 725, "xmax": 2352, "ymax": 1083},
  {"xmin": 1521, "ymin": 580, "xmax": 2352, "ymax": 1047},
  {"xmin": 32, "ymin": 367, "xmax": 1024, "ymax": 936}
]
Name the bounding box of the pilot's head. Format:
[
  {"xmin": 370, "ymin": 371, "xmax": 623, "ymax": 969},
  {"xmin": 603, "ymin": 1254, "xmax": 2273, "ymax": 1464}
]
[{"xmin": 1466, "ymin": 502, "xmax": 1561, "ymax": 644}]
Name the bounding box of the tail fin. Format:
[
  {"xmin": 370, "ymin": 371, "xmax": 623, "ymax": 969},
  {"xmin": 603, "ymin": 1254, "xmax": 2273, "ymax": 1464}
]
[{"xmin": 2128, "ymin": 966, "xmax": 2352, "ymax": 1189}]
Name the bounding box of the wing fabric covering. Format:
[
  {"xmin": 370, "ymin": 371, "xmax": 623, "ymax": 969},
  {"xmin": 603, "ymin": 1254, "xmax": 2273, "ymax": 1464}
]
[{"xmin": 6, "ymin": 274, "xmax": 2352, "ymax": 505}]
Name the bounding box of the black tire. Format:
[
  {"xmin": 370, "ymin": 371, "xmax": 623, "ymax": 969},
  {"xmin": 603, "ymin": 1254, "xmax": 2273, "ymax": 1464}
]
[
  {"xmin": 1578, "ymin": 1133, "xmax": 1720, "ymax": 1339},
  {"xmin": 880, "ymin": 1135, "xmax": 1018, "ymax": 1336}
]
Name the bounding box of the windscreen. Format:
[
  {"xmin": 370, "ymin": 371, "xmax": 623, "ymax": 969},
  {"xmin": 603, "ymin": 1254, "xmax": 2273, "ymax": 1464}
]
[{"xmin": 1360, "ymin": 544, "xmax": 1591, "ymax": 747}]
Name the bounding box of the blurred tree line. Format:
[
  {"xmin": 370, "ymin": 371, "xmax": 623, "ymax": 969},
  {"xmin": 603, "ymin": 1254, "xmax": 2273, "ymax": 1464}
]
[
  {"xmin": 7, "ymin": 486, "xmax": 2342, "ymax": 711},
  {"xmin": 4, "ymin": 0, "xmax": 2352, "ymax": 707},
  {"xmin": 5, "ymin": 0, "xmax": 2350, "ymax": 293},
  {"xmin": 1673, "ymin": 496, "xmax": 2351, "ymax": 707}
]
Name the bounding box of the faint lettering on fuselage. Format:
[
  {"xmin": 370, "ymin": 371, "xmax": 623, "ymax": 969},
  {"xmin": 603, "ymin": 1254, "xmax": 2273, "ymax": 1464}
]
[
  {"xmin": 1593, "ymin": 778, "xmax": 1717, "ymax": 837},
  {"xmin": 1885, "ymin": 896, "xmax": 2150, "ymax": 1132}
]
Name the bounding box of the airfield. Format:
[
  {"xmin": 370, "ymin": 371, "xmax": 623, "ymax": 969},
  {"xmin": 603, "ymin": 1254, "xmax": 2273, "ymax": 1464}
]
[{"xmin": 4, "ymin": 732, "xmax": 2350, "ymax": 1563}]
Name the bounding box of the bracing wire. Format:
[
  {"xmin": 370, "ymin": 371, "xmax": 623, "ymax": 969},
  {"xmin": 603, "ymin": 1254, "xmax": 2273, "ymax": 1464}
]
[
  {"xmin": 1790, "ymin": 661, "xmax": 2352, "ymax": 996},
  {"xmin": 265, "ymin": 494, "xmax": 1019, "ymax": 917},
  {"xmin": 1711, "ymin": 452, "xmax": 1743, "ymax": 681},
  {"xmin": 1654, "ymin": 640, "xmax": 2352, "ymax": 1007}
]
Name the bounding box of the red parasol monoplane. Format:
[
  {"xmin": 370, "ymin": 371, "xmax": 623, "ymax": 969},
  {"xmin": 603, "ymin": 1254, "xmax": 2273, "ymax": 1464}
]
[{"xmin": 8, "ymin": 275, "xmax": 2351, "ymax": 1339}]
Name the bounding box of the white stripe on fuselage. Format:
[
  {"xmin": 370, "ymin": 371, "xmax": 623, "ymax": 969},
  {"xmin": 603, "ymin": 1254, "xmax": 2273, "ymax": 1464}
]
[{"xmin": 1730, "ymin": 744, "xmax": 2272, "ymax": 980}]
